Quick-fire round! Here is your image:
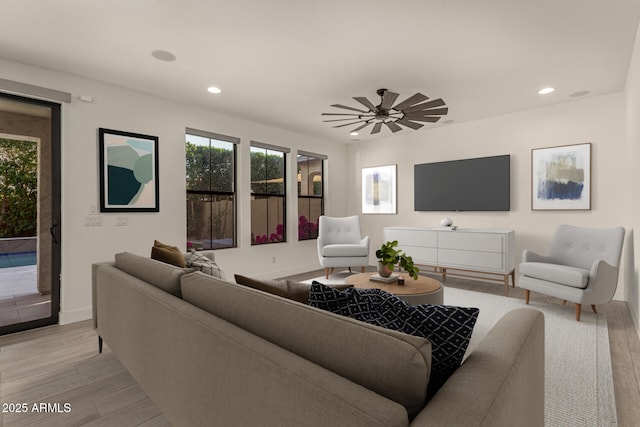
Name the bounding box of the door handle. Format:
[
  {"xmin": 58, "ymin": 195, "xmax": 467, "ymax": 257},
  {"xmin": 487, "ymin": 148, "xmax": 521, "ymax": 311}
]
[{"xmin": 50, "ymin": 221, "xmax": 58, "ymax": 245}]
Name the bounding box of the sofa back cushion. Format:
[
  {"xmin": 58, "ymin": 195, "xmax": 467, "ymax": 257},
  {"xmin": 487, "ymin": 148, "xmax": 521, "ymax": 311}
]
[
  {"xmin": 115, "ymin": 252, "xmax": 191, "ymax": 297},
  {"xmin": 180, "ymin": 272, "xmax": 432, "ymax": 419}
]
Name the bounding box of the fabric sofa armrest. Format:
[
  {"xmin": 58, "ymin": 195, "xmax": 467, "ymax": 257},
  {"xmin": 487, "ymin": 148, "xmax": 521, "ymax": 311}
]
[{"xmin": 410, "ymin": 308, "xmax": 544, "ymax": 427}]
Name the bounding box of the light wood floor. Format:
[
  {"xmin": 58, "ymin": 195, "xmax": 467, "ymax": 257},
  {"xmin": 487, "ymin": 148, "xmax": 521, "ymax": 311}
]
[{"xmin": 1, "ymin": 269, "xmax": 639, "ymax": 426}]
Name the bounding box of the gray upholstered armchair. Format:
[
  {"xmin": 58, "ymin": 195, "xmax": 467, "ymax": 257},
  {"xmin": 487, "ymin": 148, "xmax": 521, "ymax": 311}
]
[
  {"xmin": 519, "ymin": 224, "xmax": 625, "ymax": 321},
  {"xmin": 317, "ymin": 215, "xmax": 370, "ymax": 279}
]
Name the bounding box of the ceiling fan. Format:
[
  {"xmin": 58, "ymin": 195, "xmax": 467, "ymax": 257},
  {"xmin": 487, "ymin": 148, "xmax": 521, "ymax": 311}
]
[{"xmin": 322, "ymin": 88, "xmax": 448, "ymax": 135}]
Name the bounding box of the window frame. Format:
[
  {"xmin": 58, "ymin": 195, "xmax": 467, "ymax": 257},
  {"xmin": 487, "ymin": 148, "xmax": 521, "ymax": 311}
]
[
  {"xmin": 250, "ymin": 141, "xmax": 289, "ymax": 245},
  {"xmin": 186, "ymin": 128, "xmax": 238, "ymax": 250},
  {"xmin": 297, "ymin": 150, "xmax": 326, "ymax": 241}
]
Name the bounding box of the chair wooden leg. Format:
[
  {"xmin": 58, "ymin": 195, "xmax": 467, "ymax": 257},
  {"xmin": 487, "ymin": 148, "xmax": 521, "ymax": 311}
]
[
  {"xmin": 525, "ymin": 289, "xmax": 530, "ymax": 304},
  {"xmin": 591, "ymin": 304, "xmax": 597, "ymax": 314},
  {"xmin": 575, "ymin": 303, "xmax": 582, "ymax": 321},
  {"xmin": 348, "ymin": 267, "xmax": 352, "ymax": 274},
  {"xmin": 563, "ymin": 300, "xmax": 567, "ymax": 305},
  {"xmin": 361, "ymin": 266, "xmax": 366, "ymax": 273},
  {"xmin": 325, "ymin": 268, "xmax": 330, "ymax": 279}
]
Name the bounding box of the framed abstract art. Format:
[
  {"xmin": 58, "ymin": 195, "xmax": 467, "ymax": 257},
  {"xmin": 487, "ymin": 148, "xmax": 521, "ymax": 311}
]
[
  {"xmin": 531, "ymin": 143, "xmax": 591, "ymax": 210},
  {"xmin": 99, "ymin": 128, "xmax": 159, "ymax": 212},
  {"xmin": 362, "ymin": 164, "xmax": 397, "ymax": 214}
]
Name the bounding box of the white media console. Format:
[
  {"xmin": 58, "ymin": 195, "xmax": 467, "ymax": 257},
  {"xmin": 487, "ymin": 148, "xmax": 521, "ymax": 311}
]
[{"xmin": 383, "ymin": 226, "xmax": 516, "ymax": 295}]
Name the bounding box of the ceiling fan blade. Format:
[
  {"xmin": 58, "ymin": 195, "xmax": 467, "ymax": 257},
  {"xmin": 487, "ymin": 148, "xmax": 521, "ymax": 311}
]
[
  {"xmin": 323, "ymin": 117, "xmax": 368, "ymax": 123},
  {"xmin": 402, "ymin": 98, "xmax": 446, "ymax": 113},
  {"xmin": 321, "ymin": 112, "xmax": 361, "ymax": 116},
  {"xmin": 396, "ymin": 119, "xmax": 424, "ymax": 130},
  {"xmin": 392, "ymin": 93, "xmax": 429, "ymax": 111},
  {"xmin": 406, "ymin": 107, "xmax": 448, "ymax": 117},
  {"xmin": 385, "ymin": 121, "xmax": 403, "ymax": 133},
  {"xmin": 351, "ymin": 122, "xmax": 373, "ymax": 132},
  {"xmin": 330, "ymin": 104, "xmax": 369, "ymax": 113},
  {"xmin": 353, "ymin": 96, "xmax": 377, "ymax": 112},
  {"xmin": 380, "ymin": 91, "xmax": 400, "ymax": 110},
  {"xmin": 333, "ymin": 119, "xmax": 367, "ymax": 128},
  {"xmin": 402, "ymin": 115, "xmax": 442, "ymax": 123},
  {"xmin": 371, "ymin": 122, "xmax": 383, "ymax": 134}
]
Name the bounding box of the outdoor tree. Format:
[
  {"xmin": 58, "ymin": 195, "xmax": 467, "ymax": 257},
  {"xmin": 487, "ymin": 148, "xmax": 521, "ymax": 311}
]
[{"xmin": 0, "ymin": 138, "xmax": 38, "ymax": 238}]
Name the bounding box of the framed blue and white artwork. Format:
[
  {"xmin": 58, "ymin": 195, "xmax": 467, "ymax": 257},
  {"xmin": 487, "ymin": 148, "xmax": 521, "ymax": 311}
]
[
  {"xmin": 362, "ymin": 164, "xmax": 397, "ymax": 214},
  {"xmin": 531, "ymin": 143, "xmax": 591, "ymax": 210}
]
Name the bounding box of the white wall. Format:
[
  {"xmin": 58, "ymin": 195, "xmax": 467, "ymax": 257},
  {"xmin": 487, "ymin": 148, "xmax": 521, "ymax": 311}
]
[
  {"xmin": 624, "ymin": 23, "xmax": 640, "ymax": 331},
  {"xmin": 0, "ymin": 58, "xmax": 349, "ymax": 324},
  {"xmin": 347, "ymin": 92, "xmax": 631, "ymax": 299}
]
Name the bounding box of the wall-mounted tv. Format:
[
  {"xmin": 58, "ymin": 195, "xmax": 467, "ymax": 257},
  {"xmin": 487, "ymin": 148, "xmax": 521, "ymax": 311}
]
[{"xmin": 414, "ymin": 155, "xmax": 510, "ymax": 211}]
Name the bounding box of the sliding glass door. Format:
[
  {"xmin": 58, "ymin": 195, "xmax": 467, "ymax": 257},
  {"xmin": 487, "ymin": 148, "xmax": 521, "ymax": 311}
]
[{"xmin": 0, "ymin": 92, "xmax": 61, "ymax": 335}]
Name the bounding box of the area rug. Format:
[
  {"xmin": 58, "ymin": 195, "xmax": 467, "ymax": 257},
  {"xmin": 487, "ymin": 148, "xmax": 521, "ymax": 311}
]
[{"xmin": 306, "ymin": 272, "xmax": 617, "ymax": 427}]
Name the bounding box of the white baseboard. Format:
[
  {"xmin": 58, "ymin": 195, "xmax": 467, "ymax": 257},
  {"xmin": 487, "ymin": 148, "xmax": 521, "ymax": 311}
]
[{"xmin": 59, "ymin": 307, "xmax": 92, "ymax": 325}]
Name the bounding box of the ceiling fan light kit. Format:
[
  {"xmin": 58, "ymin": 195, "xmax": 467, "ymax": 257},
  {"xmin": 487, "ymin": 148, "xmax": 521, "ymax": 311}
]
[{"xmin": 322, "ymin": 88, "xmax": 448, "ymax": 135}]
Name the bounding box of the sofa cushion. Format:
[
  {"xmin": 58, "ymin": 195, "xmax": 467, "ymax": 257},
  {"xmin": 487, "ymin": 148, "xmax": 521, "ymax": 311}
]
[
  {"xmin": 115, "ymin": 252, "xmax": 190, "ymax": 297},
  {"xmin": 519, "ymin": 262, "xmax": 589, "ymax": 289},
  {"xmin": 321, "ymin": 243, "xmax": 369, "ymax": 257},
  {"xmin": 234, "ymin": 274, "xmax": 353, "ymax": 304},
  {"xmin": 151, "ymin": 240, "xmax": 186, "ymax": 268},
  {"xmin": 309, "ymin": 283, "xmax": 479, "ymax": 400},
  {"xmin": 186, "ymin": 249, "xmax": 226, "ymax": 280},
  {"xmin": 181, "ymin": 272, "xmax": 432, "ymax": 419}
]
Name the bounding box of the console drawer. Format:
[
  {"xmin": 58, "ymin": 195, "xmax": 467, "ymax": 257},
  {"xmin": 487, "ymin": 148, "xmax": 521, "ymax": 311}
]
[{"xmin": 437, "ymin": 232, "xmax": 504, "ymax": 253}]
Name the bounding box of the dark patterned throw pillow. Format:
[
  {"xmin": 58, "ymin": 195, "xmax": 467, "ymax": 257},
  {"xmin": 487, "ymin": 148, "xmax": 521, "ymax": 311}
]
[{"xmin": 309, "ymin": 281, "xmax": 479, "ymax": 399}]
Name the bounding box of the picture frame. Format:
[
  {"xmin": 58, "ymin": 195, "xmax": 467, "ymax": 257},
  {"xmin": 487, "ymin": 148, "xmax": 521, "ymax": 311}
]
[
  {"xmin": 99, "ymin": 128, "xmax": 159, "ymax": 212},
  {"xmin": 531, "ymin": 142, "xmax": 591, "ymax": 210},
  {"xmin": 362, "ymin": 164, "xmax": 397, "ymax": 214}
]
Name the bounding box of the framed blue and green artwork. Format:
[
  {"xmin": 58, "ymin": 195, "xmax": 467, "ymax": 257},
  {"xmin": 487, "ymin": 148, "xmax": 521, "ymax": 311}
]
[{"xmin": 99, "ymin": 128, "xmax": 159, "ymax": 212}]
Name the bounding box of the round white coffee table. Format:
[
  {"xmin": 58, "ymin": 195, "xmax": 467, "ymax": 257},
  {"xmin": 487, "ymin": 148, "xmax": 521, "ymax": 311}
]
[{"xmin": 345, "ymin": 272, "xmax": 444, "ymax": 305}]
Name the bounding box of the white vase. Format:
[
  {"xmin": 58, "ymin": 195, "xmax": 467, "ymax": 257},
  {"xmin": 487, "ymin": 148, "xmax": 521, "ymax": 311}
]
[{"xmin": 440, "ymin": 217, "xmax": 453, "ymax": 227}]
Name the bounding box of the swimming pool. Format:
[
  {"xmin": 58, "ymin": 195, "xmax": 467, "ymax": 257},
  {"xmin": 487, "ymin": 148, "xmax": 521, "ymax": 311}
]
[{"xmin": 0, "ymin": 251, "xmax": 37, "ymax": 268}]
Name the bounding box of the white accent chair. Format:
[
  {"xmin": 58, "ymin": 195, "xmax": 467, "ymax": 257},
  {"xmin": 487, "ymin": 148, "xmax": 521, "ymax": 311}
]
[
  {"xmin": 317, "ymin": 215, "xmax": 370, "ymax": 279},
  {"xmin": 519, "ymin": 224, "xmax": 625, "ymax": 321}
]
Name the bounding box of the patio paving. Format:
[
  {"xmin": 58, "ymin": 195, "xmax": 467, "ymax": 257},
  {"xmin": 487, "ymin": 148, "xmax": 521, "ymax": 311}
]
[{"xmin": 0, "ymin": 264, "xmax": 50, "ymax": 327}]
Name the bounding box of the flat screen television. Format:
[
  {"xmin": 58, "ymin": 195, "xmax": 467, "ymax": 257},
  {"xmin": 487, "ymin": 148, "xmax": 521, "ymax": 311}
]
[{"xmin": 414, "ymin": 155, "xmax": 510, "ymax": 211}]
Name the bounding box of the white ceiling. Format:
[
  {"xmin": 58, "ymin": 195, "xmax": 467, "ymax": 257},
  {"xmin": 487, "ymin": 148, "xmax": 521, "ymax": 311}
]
[{"xmin": 2, "ymin": 0, "xmax": 639, "ymax": 143}]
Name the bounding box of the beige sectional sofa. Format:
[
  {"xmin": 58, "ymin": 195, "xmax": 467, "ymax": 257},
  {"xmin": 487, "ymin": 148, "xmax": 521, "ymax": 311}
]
[{"xmin": 92, "ymin": 252, "xmax": 545, "ymax": 427}]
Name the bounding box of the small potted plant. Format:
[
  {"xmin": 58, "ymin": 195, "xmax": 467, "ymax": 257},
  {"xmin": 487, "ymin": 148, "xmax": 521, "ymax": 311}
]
[{"xmin": 375, "ymin": 240, "xmax": 420, "ymax": 280}]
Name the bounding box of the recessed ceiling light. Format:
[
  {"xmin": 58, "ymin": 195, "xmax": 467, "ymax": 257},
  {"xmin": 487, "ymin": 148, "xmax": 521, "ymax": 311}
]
[
  {"xmin": 350, "ymin": 131, "xmax": 359, "ymax": 136},
  {"xmin": 207, "ymin": 86, "xmax": 222, "ymax": 94},
  {"xmin": 538, "ymin": 87, "xmax": 555, "ymax": 95},
  {"xmin": 151, "ymin": 50, "xmax": 176, "ymax": 62}
]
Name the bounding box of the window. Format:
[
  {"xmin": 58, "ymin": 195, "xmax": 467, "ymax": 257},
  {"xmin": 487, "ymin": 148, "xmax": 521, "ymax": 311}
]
[
  {"xmin": 250, "ymin": 142, "xmax": 288, "ymax": 245},
  {"xmin": 297, "ymin": 151, "xmax": 325, "ymax": 240},
  {"xmin": 186, "ymin": 129, "xmax": 237, "ymax": 250}
]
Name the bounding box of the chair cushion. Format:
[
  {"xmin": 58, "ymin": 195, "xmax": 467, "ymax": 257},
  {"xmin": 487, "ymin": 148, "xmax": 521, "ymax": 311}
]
[
  {"xmin": 322, "ymin": 243, "xmax": 368, "ymax": 257},
  {"xmin": 309, "ymin": 282, "xmax": 479, "ymax": 401},
  {"xmin": 520, "ymin": 262, "xmax": 589, "ymax": 289}
]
